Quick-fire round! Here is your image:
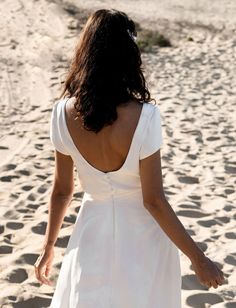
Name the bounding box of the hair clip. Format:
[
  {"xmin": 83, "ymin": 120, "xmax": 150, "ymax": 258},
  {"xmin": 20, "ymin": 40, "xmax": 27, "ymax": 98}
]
[{"xmin": 127, "ymin": 29, "xmax": 137, "ymax": 41}]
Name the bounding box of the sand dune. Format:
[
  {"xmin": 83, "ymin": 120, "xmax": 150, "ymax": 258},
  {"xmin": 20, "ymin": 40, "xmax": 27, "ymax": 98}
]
[{"xmin": 0, "ymin": 0, "xmax": 235, "ymax": 307}]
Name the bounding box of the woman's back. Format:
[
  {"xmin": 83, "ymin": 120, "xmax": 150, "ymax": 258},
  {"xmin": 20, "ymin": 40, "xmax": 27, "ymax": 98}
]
[
  {"xmin": 50, "ymin": 97, "xmax": 163, "ymax": 195},
  {"xmin": 64, "ymin": 97, "xmax": 144, "ymax": 174}
]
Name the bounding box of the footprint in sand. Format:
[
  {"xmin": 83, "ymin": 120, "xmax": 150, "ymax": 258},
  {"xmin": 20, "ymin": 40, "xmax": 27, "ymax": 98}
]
[
  {"xmin": 189, "ymin": 195, "xmax": 201, "ymax": 200},
  {"xmin": 224, "ymin": 205, "xmax": 234, "ymax": 212},
  {"xmin": 55, "ymin": 261, "xmax": 63, "ymax": 270},
  {"xmin": 15, "ymin": 253, "xmax": 38, "ymax": 265},
  {"xmin": 27, "ymin": 203, "xmax": 40, "ymax": 210},
  {"xmin": 11, "ymin": 296, "xmax": 51, "ymax": 308},
  {"xmin": 75, "ymin": 206, "xmax": 81, "ymax": 213},
  {"xmin": 225, "ymin": 232, "xmax": 236, "ymax": 239},
  {"xmin": 0, "ymin": 175, "xmax": 19, "ymax": 182},
  {"xmin": 16, "ymin": 169, "xmax": 31, "ymax": 176},
  {"xmin": 195, "ymin": 241, "xmax": 208, "ymax": 252},
  {"xmin": 182, "ymin": 274, "xmax": 207, "ymax": 290},
  {"xmin": 7, "ymin": 268, "xmax": 28, "ymax": 283},
  {"xmin": 17, "ymin": 208, "xmax": 30, "ymax": 214},
  {"xmin": 73, "ymin": 192, "xmax": 84, "ymax": 199},
  {"xmin": 27, "ymin": 193, "xmax": 37, "ymax": 201},
  {"xmin": 55, "ymin": 235, "xmax": 70, "ymax": 248},
  {"xmin": 61, "ymin": 223, "xmax": 70, "ymax": 229},
  {"xmin": 3, "ymin": 210, "xmax": 20, "ymax": 219},
  {"xmin": 64, "ymin": 214, "xmax": 76, "ymax": 224},
  {"xmin": 10, "ymin": 192, "xmax": 20, "ymax": 199},
  {"xmin": 224, "ymin": 165, "xmax": 236, "ymax": 174},
  {"xmin": 215, "ymin": 176, "xmax": 225, "ymax": 182},
  {"xmin": 186, "ymin": 292, "xmax": 223, "ymax": 307},
  {"xmin": 37, "ymin": 184, "xmax": 48, "ymax": 194},
  {"xmin": 36, "ymin": 174, "xmax": 47, "ymax": 180},
  {"xmin": 224, "ymin": 255, "xmax": 236, "ymax": 266},
  {"xmin": 176, "ymin": 210, "xmax": 210, "ymax": 218},
  {"xmin": 6, "ymin": 222, "xmax": 24, "ymax": 230},
  {"xmin": 187, "ymin": 154, "xmax": 197, "ymax": 160},
  {"xmin": 33, "ymin": 162, "xmax": 44, "ymax": 170},
  {"xmin": 197, "ymin": 219, "xmax": 220, "ymax": 227},
  {"xmin": 4, "ymin": 234, "xmax": 15, "ymax": 246},
  {"xmin": 178, "ymin": 176, "xmax": 199, "ymax": 184},
  {"xmin": 45, "ymin": 156, "xmax": 54, "ymax": 161},
  {"xmin": 31, "ymin": 221, "xmax": 47, "ymax": 235},
  {"xmin": 21, "ymin": 185, "xmax": 33, "ymax": 191},
  {"xmin": 186, "ymin": 228, "xmax": 196, "ymax": 236},
  {"xmin": 0, "ymin": 245, "xmax": 13, "ymax": 254},
  {"xmin": 225, "ymin": 188, "xmax": 235, "ymax": 195},
  {"xmin": 35, "ymin": 143, "xmax": 44, "ymax": 150},
  {"xmin": 0, "ymin": 225, "xmax": 4, "ymax": 234},
  {"xmin": 206, "ymin": 136, "xmax": 221, "ymax": 141},
  {"xmin": 164, "ymin": 189, "xmax": 176, "ymax": 196},
  {"xmin": 1, "ymin": 163, "xmax": 16, "ymax": 171},
  {"xmin": 178, "ymin": 202, "xmax": 199, "ymax": 210},
  {"xmin": 23, "ymin": 214, "xmax": 33, "ymax": 219},
  {"xmin": 211, "ymin": 234, "xmax": 220, "ymax": 240},
  {"xmin": 216, "ymin": 216, "xmax": 230, "ymax": 223}
]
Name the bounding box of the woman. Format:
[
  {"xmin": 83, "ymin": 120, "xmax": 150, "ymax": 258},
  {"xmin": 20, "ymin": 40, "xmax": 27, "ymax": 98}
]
[{"xmin": 34, "ymin": 9, "xmax": 225, "ymax": 307}]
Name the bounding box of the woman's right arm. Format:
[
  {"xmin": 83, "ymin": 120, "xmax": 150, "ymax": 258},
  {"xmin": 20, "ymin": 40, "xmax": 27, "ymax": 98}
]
[{"xmin": 139, "ymin": 149, "xmax": 225, "ymax": 289}]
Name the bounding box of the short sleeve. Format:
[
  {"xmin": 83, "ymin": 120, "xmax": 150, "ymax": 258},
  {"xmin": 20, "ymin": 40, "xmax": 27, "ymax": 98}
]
[
  {"xmin": 49, "ymin": 101, "xmax": 70, "ymax": 156},
  {"xmin": 139, "ymin": 104, "xmax": 163, "ymax": 159}
]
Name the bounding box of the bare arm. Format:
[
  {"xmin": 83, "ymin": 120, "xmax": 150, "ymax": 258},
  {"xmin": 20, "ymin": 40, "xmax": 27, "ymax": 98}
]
[
  {"xmin": 139, "ymin": 149, "xmax": 205, "ymax": 263},
  {"xmin": 43, "ymin": 150, "xmax": 75, "ymax": 249},
  {"xmin": 139, "ymin": 149, "xmax": 225, "ymax": 288},
  {"xmin": 35, "ymin": 150, "xmax": 74, "ymax": 285}
]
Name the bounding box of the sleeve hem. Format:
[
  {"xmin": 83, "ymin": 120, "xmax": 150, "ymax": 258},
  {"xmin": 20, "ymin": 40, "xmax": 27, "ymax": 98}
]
[
  {"xmin": 139, "ymin": 142, "xmax": 162, "ymax": 160},
  {"xmin": 139, "ymin": 104, "xmax": 163, "ymax": 160}
]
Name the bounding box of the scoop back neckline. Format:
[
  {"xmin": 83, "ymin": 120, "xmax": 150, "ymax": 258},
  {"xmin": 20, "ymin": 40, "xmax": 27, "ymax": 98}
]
[{"xmin": 61, "ymin": 97, "xmax": 147, "ymax": 175}]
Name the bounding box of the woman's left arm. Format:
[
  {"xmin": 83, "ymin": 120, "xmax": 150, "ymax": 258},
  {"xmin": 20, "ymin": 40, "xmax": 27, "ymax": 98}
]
[{"xmin": 34, "ymin": 150, "xmax": 74, "ymax": 285}]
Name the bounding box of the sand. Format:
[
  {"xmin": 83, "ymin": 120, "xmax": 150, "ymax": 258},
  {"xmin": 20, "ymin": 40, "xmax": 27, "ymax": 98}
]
[{"xmin": 0, "ymin": 0, "xmax": 235, "ymax": 307}]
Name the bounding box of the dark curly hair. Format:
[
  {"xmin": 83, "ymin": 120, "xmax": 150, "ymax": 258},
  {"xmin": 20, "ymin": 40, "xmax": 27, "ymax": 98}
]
[{"xmin": 59, "ymin": 9, "xmax": 153, "ymax": 133}]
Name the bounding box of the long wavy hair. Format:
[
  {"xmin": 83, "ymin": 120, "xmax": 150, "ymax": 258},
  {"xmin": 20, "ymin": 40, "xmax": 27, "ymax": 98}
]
[{"xmin": 59, "ymin": 9, "xmax": 153, "ymax": 133}]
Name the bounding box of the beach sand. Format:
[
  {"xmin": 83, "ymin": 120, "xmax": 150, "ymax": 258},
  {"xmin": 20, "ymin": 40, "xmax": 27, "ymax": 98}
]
[{"xmin": 0, "ymin": 0, "xmax": 235, "ymax": 307}]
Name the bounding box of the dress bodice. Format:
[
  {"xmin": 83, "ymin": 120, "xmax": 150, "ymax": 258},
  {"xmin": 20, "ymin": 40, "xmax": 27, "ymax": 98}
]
[{"xmin": 49, "ymin": 98, "xmax": 163, "ymax": 199}]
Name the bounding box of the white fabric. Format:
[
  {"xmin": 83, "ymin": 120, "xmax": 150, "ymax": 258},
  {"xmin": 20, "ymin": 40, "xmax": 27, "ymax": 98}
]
[
  {"xmin": 139, "ymin": 104, "xmax": 163, "ymax": 159},
  {"xmin": 50, "ymin": 102, "xmax": 70, "ymax": 156},
  {"xmin": 49, "ymin": 98, "xmax": 182, "ymax": 308}
]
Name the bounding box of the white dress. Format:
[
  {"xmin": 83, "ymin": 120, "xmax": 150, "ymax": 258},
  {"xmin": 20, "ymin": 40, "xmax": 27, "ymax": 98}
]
[{"xmin": 49, "ymin": 97, "xmax": 182, "ymax": 308}]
